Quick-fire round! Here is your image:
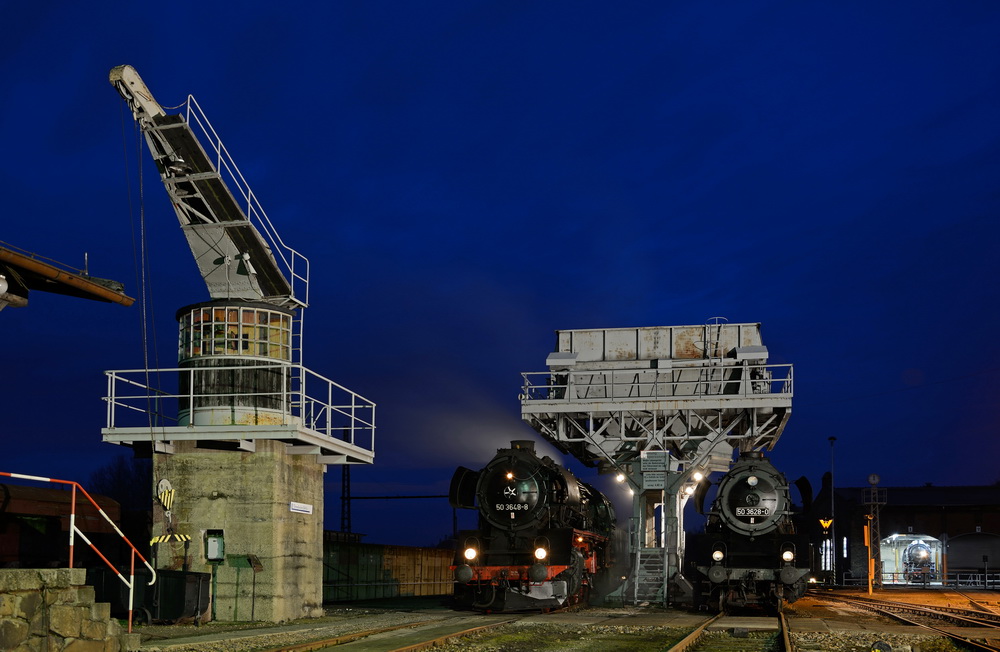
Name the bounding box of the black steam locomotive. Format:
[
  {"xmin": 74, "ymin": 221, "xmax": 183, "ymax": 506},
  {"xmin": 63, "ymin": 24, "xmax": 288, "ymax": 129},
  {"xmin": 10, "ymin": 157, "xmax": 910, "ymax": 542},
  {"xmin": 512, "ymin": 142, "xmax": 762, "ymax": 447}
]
[
  {"xmin": 686, "ymin": 451, "xmax": 811, "ymax": 612},
  {"xmin": 448, "ymin": 440, "xmax": 622, "ymax": 611},
  {"xmin": 903, "ymin": 541, "xmax": 935, "ymax": 582}
]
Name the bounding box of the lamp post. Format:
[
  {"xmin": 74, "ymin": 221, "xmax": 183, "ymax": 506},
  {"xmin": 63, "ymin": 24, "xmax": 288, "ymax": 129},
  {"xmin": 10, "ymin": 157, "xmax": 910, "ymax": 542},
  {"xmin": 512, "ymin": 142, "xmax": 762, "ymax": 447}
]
[{"xmin": 829, "ymin": 436, "xmax": 837, "ymax": 585}]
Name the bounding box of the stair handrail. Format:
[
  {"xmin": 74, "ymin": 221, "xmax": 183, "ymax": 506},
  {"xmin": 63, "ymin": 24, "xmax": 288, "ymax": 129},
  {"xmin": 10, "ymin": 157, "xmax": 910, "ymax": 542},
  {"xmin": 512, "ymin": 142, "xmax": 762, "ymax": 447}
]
[{"xmin": 0, "ymin": 471, "xmax": 156, "ymax": 632}]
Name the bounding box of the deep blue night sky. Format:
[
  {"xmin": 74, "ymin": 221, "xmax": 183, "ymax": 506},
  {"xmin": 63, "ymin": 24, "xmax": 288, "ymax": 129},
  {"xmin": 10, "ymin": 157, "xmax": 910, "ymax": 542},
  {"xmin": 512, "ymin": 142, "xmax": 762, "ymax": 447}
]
[{"xmin": 2, "ymin": 2, "xmax": 999, "ymax": 546}]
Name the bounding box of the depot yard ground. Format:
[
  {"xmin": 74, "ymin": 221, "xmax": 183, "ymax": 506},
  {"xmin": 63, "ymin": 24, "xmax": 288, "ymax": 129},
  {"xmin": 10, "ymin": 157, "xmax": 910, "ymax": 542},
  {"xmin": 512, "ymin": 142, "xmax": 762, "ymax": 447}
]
[{"xmin": 129, "ymin": 589, "xmax": 999, "ymax": 651}]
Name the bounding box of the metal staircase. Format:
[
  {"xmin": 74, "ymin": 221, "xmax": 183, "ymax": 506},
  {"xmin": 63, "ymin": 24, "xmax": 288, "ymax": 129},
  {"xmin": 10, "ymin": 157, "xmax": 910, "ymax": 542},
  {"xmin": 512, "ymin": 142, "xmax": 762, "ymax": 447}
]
[{"xmin": 634, "ymin": 549, "xmax": 666, "ymax": 603}]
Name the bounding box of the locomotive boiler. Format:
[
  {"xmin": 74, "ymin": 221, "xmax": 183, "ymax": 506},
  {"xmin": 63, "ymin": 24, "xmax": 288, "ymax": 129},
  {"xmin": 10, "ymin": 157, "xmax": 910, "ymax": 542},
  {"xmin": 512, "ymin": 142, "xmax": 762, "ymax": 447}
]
[
  {"xmin": 686, "ymin": 451, "xmax": 811, "ymax": 612},
  {"xmin": 448, "ymin": 440, "xmax": 621, "ymax": 611}
]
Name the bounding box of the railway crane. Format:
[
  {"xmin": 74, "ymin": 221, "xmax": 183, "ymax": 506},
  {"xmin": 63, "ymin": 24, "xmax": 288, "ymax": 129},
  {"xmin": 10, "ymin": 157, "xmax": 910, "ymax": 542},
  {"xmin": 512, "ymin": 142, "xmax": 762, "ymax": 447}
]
[{"xmin": 104, "ymin": 66, "xmax": 373, "ymax": 623}]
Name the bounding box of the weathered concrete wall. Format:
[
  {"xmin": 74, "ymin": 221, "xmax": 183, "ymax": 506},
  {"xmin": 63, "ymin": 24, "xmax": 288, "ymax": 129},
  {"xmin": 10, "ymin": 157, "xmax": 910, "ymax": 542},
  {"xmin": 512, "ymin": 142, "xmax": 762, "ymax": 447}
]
[
  {"xmin": 0, "ymin": 568, "xmax": 138, "ymax": 651},
  {"xmin": 151, "ymin": 440, "xmax": 324, "ymax": 622}
]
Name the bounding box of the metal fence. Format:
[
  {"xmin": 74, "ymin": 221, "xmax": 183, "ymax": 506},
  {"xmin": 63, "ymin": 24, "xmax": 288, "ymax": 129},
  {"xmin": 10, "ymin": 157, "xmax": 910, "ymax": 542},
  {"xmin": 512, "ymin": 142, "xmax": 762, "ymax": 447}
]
[
  {"xmin": 843, "ymin": 571, "xmax": 1000, "ymax": 589},
  {"xmin": 322, "ymin": 538, "xmax": 454, "ymax": 602}
]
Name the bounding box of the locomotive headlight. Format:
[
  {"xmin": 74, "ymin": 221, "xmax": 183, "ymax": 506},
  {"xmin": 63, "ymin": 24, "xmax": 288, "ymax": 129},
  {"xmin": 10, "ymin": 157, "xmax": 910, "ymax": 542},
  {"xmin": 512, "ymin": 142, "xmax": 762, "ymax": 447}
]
[
  {"xmin": 712, "ymin": 550, "xmax": 725, "ymax": 562},
  {"xmin": 534, "ymin": 547, "xmax": 548, "ymax": 561},
  {"xmin": 615, "ymin": 473, "xmax": 625, "ymax": 483},
  {"xmin": 692, "ymin": 471, "xmax": 704, "ymax": 482},
  {"xmin": 781, "ymin": 550, "xmax": 795, "ymax": 563},
  {"xmin": 506, "ymin": 472, "xmax": 514, "ymax": 480},
  {"xmin": 746, "ymin": 475, "xmax": 759, "ymax": 487},
  {"xmin": 463, "ymin": 547, "xmax": 477, "ymax": 561},
  {"xmin": 684, "ymin": 485, "xmax": 695, "ymax": 495}
]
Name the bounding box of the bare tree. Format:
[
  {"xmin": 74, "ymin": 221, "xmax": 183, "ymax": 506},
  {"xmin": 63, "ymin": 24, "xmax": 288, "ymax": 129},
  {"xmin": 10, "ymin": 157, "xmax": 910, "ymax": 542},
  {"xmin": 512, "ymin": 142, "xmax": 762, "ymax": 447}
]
[{"xmin": 88, "ymin": 455, "xmax": 152, "ymax": 512}]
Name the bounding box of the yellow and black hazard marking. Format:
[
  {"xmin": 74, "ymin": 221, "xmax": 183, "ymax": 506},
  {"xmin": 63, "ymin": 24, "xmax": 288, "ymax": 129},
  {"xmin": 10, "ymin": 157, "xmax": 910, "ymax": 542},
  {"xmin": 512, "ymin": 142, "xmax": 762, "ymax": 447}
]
[
  {"xmin": 150, "ymin": 533, "xmax": 192, "ymax": 544},
  {"xmin": 157, "ymin": 488, "xmax": 175, "ymax": 510}
]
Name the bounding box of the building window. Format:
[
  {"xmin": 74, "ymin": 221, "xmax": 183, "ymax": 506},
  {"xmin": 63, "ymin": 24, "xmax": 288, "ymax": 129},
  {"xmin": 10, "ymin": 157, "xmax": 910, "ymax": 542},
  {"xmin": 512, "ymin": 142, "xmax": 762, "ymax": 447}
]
[
  {"xmin": 820, "ymin": 539, "xmax": 833, "ymax": 571},
  {"xmin": 178, "ymin": 305, "xmax": 292, "ymax": 362}
]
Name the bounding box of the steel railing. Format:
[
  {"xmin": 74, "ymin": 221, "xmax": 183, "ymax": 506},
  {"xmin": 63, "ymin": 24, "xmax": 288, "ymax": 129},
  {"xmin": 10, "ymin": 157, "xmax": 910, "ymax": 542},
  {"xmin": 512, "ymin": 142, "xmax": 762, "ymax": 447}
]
[
  {"xmin": 521, "ymin": 363, "xmax": 793, "ymax": 403},
  {"xmin": 104, "ymin": 364, "xmax": 375, "ymax": 452},
  {"xmin": 183, "ymin": 94, "xmax": 309, "ymax": 308},
  {"xmin": 0, "ymin": 472, "xmax": 155, "ymax": 633},
  {"xmin": 842, "ymin": 571, "xmax": 1000, "ymax": 589}
]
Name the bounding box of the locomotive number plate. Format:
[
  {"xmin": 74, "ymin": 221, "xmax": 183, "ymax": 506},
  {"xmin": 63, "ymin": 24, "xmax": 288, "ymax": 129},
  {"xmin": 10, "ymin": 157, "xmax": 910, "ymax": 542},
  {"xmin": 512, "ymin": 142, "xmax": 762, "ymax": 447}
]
[
  {"xmin": 736, "ymin": 507, "xmax": 769, "ymax": 516},
  {"xmin": 496, "ymin": 503, "xmax": 529, "ymax": 511}
]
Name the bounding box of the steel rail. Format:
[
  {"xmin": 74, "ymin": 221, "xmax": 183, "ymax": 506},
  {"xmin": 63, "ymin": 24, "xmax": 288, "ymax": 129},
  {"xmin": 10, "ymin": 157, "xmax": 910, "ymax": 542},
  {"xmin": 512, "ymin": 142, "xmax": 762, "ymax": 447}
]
[
  {"xmin": 817, "ymin": 594, "xmax": 1000, "ymax": 651},
  {"xmin": 388, "ymin": 618, "xmax": 519, "ymax": 652},
  {"xmin": 665, "ymin": 612, "xmax": 723, "ymax": 652},
  {"xmin": 955, "ymin": 590, "xmax": 1000, "ymax": 616},
  {"xmin": 779, "ymin": 612, "xmax": 796, "ymax": 652},
  {"xmin": 666, "ymin": 613, "xmax": 791, "ymax": 652},
  {"xmin": 382, "ymin": 599, "xmax": 590, "ymax": 651},
  {"xmin": 255, "ymin": 618, "xmax": 445, "ymax": 652},
  {"xmin": 824, "ymin": 594, "xmax": 1000, "ymax": 628}
]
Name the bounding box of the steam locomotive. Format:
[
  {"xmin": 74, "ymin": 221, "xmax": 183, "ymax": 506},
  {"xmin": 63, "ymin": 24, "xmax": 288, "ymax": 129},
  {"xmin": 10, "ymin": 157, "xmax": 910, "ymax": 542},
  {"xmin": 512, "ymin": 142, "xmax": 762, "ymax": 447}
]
[
  {"xmin": 448, "ymin": 440, "xmax": 622, "ymax": 611},
  {"xmin": 903, "ymin": 541, "xmax": 935, "ymax": 582},
  {"xmin": 686, "ymin": 451, "xmax": 811, "ymax": 612}
]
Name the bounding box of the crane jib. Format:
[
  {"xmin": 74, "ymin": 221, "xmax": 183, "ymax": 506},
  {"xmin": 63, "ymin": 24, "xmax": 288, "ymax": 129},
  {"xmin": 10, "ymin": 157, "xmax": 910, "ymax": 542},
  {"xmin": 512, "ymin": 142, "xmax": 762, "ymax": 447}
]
[{"xmin": 110, "ymin": 65, "xmax": 305, "ymax": 308}]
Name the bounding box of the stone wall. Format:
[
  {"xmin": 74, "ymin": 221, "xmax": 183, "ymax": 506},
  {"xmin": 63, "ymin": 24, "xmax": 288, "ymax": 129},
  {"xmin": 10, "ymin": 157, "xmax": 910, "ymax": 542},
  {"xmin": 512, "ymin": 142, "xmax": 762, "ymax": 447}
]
[{"xmin": 0, "ymin": 568, "xmax": 139, "ymax": 651}]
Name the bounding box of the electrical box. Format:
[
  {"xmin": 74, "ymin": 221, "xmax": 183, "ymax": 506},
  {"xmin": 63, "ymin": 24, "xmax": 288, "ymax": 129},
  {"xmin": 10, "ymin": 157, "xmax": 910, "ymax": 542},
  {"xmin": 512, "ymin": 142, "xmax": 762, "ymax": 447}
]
[{"xmin": 205, "ymin": 529, "xmax": 225, "ymax": 562}]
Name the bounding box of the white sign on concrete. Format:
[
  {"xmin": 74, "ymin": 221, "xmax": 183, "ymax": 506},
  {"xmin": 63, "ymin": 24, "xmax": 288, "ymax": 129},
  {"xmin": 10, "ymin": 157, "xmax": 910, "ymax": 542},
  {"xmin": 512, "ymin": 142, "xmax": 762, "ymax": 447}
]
[{"xmin": 289, "ymin": 502, "xmax": 314, "ymax": 514}]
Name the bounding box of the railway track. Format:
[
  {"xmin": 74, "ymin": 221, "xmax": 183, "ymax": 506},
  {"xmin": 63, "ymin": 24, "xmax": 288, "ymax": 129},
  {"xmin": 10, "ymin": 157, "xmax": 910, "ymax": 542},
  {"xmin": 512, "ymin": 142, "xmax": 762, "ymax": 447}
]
[
  {"xmin": 260, "ymin": 610, "xmax": 794, "ymax": 652},
  {"xmin": 816, "ymin": 593, "xmax": 1000, "ymax": 651},
  {"xmin": 256, "ymin": 614, "xmax": 516, "ymax": 652},
  {"xmin": 666, "ymin": 613, "xmax": 792, "ymax": 652},
  {"xmin": 956, "ymin": 591, "xmax": 1000, "ymax": 616},
  {"xmin": 255, "ymin": 614, "xmax": 516, "ymax": 652},
  {"xmin": 260, "ymin": 608, "xmax": 729, "ymax": 652}
]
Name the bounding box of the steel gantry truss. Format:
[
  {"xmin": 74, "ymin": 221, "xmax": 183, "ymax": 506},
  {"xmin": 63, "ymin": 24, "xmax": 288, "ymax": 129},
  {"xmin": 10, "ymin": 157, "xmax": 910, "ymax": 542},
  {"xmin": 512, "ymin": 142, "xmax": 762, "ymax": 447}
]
[{"xmin": 520, "ymin": 323, "xmax": 792, "ymax": 605}]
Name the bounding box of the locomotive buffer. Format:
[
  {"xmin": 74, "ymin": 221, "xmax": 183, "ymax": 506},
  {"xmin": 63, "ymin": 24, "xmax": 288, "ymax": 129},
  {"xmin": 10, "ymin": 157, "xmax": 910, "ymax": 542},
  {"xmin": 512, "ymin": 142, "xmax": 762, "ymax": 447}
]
[{"xmin": 520, "ymin": 322, "xmax": 792, "ymax": 605}]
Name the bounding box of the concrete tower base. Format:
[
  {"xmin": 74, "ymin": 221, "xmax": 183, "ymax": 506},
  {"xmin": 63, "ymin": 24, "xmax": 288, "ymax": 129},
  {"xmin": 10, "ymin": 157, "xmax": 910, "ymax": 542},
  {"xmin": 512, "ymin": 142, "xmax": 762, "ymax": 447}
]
[{"xmin": 151, "ymin": 440, "xmax": 324, "ymax": 622}]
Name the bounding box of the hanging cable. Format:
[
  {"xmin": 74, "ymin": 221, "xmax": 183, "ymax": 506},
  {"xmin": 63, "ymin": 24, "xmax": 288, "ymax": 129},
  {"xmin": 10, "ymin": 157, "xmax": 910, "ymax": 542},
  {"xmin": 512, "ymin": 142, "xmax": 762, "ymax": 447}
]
[{"xmin": 120, "ymin": 103, "xmax": 162, "ymax": 438}]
